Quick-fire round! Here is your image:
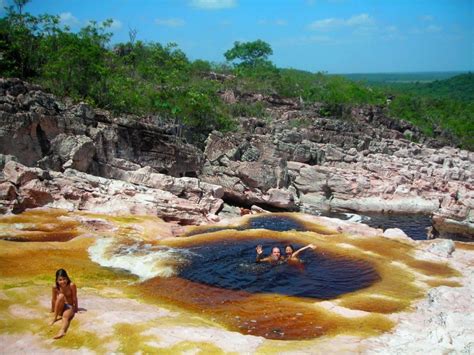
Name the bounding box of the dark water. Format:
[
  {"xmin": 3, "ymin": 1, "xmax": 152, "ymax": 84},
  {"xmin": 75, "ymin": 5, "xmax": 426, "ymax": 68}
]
[
  {"xmin": 245, "ymin": 215, "xmax": 306, "ymax": 231},
  {"xmin": 188, "ymin": 212, "xmax": 432, "ymax": 240},
  {"xmin": 363, "ymin": 213, "xmax": 432, "ymax": 240},
  {"xmin": 185, "ymin": 215, "xmax": 306, "ymax": 237},
  {"xmin": 323, "ymin": 212, "xmax": 432, "ymax": 240},
  {"xmin": 178, "ymin": 238, "xmax": 380, "ymax": 299}
]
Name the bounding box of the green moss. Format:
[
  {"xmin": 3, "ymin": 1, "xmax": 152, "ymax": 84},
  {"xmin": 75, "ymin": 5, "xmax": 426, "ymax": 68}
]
[
  {"xmin": 1, "ymin": 317, "xmax": 44, "ymax": 335},
  {"xmin": 53, "ymin": 329, "xmax": 106, "ymax": 352},
  {"xmin": 114, "ymin": 323, "xmax": 155, "ymax": 354}
]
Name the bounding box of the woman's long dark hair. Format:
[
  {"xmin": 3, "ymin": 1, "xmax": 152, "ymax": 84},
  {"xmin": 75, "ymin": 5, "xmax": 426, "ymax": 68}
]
[
  {"xmin": 55, "ymin": 269, "xmax": 71, "ymax": 289},
  {"xmin": 285, "ymin": 244, "xmax": 294, "ymax": 253}
]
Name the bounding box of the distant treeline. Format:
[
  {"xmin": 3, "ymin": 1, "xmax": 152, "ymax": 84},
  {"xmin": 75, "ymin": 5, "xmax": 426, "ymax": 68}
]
[
  {"xmin": 1, "ymin": 1, "xmax": 472, "ymax": 149},
  {"xmin": 376, "ymin": 73, "xmax": 474, "ymax": 102},
  {"xmin": 341, "ymin": 72, "xmax": 465, "ymax": 85}
]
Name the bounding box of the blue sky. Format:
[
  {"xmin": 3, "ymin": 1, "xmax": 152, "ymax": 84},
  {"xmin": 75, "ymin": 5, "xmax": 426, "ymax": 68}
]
[{"xmin": 2, "ymin": 0, "xmax": 473, "ymax": 73}]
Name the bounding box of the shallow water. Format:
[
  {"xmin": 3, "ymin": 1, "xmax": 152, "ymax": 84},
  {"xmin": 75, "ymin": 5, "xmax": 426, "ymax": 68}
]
[{"xmin": 178, "ymin": 238, "xmax": 380, "ymax": 299}]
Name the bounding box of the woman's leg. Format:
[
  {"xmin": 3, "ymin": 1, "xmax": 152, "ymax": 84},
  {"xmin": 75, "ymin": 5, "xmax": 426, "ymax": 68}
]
[
  {"xmin": 53, "ymin": 308, "xmax": 75, "ymax": 339},
  {"xmin": 50, "ymin": 294, "xmax": 65, "ymax": 325}
]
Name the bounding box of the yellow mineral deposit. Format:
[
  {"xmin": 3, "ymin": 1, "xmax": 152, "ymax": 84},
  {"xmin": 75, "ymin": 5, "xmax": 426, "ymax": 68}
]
[{"xmin": 0, "ymin": 209, "xmax": 466, "ymax": 353}]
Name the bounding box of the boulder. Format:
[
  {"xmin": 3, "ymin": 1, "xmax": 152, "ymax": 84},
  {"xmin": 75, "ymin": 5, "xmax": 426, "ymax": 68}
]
[{"xmin": 3, "ymin": 160, "xmax": 46, "ymax": 186}]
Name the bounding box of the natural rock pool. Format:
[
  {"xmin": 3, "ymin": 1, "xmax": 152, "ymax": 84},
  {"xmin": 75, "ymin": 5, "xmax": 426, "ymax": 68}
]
[
  {"xmin": 178, "ymin": 238, "xmax": 379, "ymax": 299},
  {"xmin": 0, "ymin": 209, "xmax": 465, "ymax": 345}
]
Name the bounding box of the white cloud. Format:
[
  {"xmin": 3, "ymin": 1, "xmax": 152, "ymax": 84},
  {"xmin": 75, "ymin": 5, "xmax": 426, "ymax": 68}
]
[
  {"xmin": 110, "ymin": 19, "xmax": 122, "ymax": 30},
  {"xmin": 190, "ymin": 0, "xmax": 237, "ymax": 9},
  {"xmin": 308, "ymin": 18, "xmax": 342, "ymax": 30},
  {"xmin": 308, "ymin": 13, "xmax": 374, "ymax": 31},
  {"xmin": 59, "ymin": 12, "xmax": 81, "ymax": 27},
  {"xmin": 346, "ymin": 13, "xmax": 373, "ymax": 26},
  {"xmin": 155, "ymin": 18, "xmax": 186, "ymax": 27}
]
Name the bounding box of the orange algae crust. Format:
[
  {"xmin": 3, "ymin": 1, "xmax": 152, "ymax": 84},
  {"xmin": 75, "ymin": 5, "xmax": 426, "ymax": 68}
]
[
  {"xmin": 455, "ymin": 242, "xmax": 474, "ymax": 251},
  {"xmin": 424, "ymin": 279, "xmax": 462, "ymax": 288},
  {"xmin": 139, "ymin": 276, "xmax": 394, "ymax": 341},
  {"xmin": 0, "ymin": 209, "xmax": 464, "ymax": 344},
  {"xmin": 0, "ymin": 208, "xmax": 176, "ymax": 243},
  {"xmin": 145, "ymin": 213, "xmax": 461, "ymax": 340},
  {"xmin": 0, "ymin": 209, "xmax": 80, "ymax": 242},
  {"xmin": 338, "ymin": 295, "xmax": 411, "ymax": 314}
]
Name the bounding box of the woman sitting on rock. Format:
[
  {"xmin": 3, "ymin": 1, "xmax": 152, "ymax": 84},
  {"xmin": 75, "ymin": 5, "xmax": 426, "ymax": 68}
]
[{"xmin": 50, "ymin": 269, "xmax": 78, "ymax": 339}]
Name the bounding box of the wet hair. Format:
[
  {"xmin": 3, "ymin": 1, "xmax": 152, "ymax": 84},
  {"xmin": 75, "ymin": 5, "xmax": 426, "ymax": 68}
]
[
  {"xmin": 285, "ymin": 244, "xmax": 294, "ymax": 253},
  {"xmin": 55, "ymin": 269, "xmax": 71, "ymax": 289}
]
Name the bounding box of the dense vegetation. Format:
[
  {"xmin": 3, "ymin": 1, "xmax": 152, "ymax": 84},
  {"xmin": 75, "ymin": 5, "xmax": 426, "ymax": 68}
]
[
  {"xmin": 1, "ymin": 2, "xmax": 472, "ymax": 149},
  {"xmin": 376, "ymin": 73, "xmax": 474, "ymax": 102},
  {"xmin": 365, "ymin": 74, "xmax": 474, "ymax": 149}
]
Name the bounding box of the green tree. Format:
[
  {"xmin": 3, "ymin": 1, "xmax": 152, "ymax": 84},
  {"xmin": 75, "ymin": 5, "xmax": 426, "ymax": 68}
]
[
  {"xmin": 224, "ymin": 39, "xmax": 273, "ymax": 67},
  {"xmin": 40, "ymin": 20, "xmax": 112, "ymax": 101},
  {"xmin": 0, "ymin": 4, "xmax": 53, "ymax": 78}
]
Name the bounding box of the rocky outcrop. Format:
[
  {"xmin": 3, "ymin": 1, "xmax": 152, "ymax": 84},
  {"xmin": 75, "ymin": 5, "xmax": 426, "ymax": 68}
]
[
  {"xmin": 201, "ymin": 131, "xmax": 296, "ymax": 209},
  {"xmin": 1, "ymin": 79, "xmax": 472, "ymax": 238},
  {"xmin": 0, "ymin": 78, "xmax": 202, "ymax": 178},
  {"xmin": 202, "ymin": 92, "xmax": 473, "ymax": 239},
  {"xmin": 0, "ymin": 161, "xmax": 223, "ymax": 224}
]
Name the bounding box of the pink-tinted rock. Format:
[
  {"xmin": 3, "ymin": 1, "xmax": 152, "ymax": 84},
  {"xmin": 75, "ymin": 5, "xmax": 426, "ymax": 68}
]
[
  {"xmin": 3, "ymin": 160, "xmax": 43, "ymax": 186},
  {"xmin": 3, "ymin": 161, "xmax": 223, "ymax": 225},
  {"xmin": 0, "ymin": 181, "xmax": 17, "ymax": 200}
]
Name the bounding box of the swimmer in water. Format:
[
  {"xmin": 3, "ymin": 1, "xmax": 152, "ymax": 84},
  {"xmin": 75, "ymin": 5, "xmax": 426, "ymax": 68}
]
[
  {"xmin": 255, "ymin": 245, "xmax": 284, "ymax": 263},
  {"xmin": 284, "ymin": 244, "xmax": 316, "ymax": 262},
  {"xmin": 50, "ymin": 269, "xmax": 78, "ymax": 339}
]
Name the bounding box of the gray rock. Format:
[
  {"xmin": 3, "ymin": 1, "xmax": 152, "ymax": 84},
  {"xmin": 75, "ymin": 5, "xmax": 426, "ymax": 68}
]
[{"xmin": 426, "ymin": 239, "xmax": 455, "ymax": 258}]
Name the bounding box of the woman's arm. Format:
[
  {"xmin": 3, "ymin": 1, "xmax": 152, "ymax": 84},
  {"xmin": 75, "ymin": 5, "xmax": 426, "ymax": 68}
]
[
  {"xmin": 71, "ymin": 283, "xmax": 78, "ymax": 312},
  {"xmin": 292, "ymin": 244, "xmax": 316, "ymax": 259},
  {"xmin": 51, "ymin": 287, "xmax": 57, "ymax": 312},
  {"xmin": 256, "ymin": 245, "xmax": 265, "ymax": 262}
]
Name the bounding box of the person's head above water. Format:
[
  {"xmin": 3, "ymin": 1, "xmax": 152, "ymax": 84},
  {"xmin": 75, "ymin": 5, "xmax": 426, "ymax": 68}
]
[
  {"xmin": 271, "ymin": 247, "xmax": 281, "ymax": 260},
  {"xmin": 285, "ymin": 244, "xmax": 294, "ymax": 256}
]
